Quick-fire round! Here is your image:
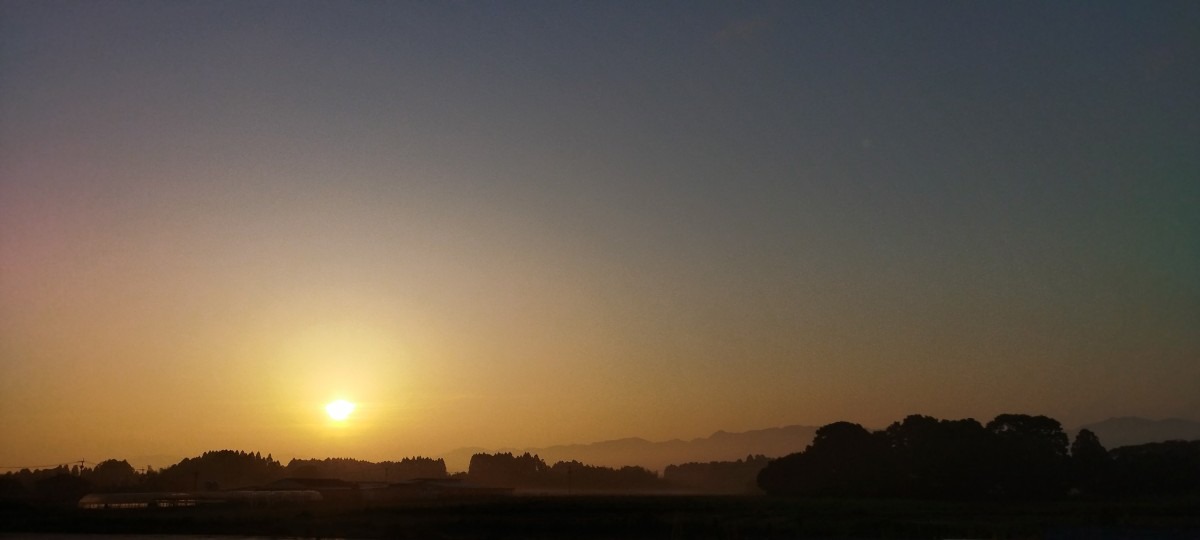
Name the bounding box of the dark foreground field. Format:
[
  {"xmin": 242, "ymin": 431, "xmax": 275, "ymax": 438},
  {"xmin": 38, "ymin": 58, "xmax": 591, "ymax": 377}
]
[{"xmin": 3, "ymin": 496, "xmax": 1200, "ymax": 539}]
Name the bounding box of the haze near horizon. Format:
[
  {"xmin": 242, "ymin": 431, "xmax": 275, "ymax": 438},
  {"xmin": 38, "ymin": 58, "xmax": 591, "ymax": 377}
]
[{"xmin": 2, "ymin": 1, "xmax": 1197, "ymax": 468}]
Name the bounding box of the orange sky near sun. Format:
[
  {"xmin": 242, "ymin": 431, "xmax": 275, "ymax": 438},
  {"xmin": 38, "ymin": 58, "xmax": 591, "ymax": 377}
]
[{"xmin": 2, "ymin": 2, "xmax": 1198, "ymax": 470}]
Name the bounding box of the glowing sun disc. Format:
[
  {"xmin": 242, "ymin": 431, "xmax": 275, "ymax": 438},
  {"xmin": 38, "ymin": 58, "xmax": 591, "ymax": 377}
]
[{"xmin": 325, "ymin": 399, "xmax": 355, "ymax": 421}]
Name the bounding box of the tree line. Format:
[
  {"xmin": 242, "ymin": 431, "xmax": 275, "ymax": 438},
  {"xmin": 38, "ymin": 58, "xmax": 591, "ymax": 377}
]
[
  {"xmin": 5, "ymin": 412, "xmax": 1197, "ymax": 503},
  {"xmin": 663, "ymin": 455, "xmax": 771, "ymax": 494},
  {"xmin": 0, "ymin": 450, "xmax": 448, "ymax": 503},
  {"xmin": 466, "ymin": 452, "xmax": 662, "ymax": 492},
  {"xmin": 757, "ymin": 414, "xmax": 1200, "ymax": 499},
  {"xmin": 1, "ymin": 449, "xmax": 747, "ymax": 500}
]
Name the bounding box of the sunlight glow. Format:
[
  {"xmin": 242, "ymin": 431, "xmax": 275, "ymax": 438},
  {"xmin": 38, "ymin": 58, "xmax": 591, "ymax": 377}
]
[{"xmin": 325, "ymin": 399, "xmax": 356, "ymax": 421}]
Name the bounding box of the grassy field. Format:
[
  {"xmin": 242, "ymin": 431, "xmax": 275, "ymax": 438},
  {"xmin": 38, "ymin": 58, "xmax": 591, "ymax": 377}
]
[{"xmin": 3, "ymin": 495, "xmax": 1199, "ymax": 539}]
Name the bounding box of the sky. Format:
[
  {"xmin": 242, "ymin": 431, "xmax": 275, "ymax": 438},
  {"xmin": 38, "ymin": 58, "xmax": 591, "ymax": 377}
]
[{"xmin": 1, "ymin": 1, "xmax": 1197, "ymax": 469}]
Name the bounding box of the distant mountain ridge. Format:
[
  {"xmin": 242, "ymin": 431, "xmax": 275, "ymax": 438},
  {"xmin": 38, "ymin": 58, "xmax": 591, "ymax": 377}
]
[
  {"xmin": 1077, "ymin": 417, "xmax": 1200, "ymax": 449},
  {"xmin": 441, "ymin": 425, "xmax": 819, "ymax": 472}
]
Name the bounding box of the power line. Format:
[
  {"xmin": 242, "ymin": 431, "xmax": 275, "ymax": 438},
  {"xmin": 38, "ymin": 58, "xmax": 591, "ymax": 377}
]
[
  {"xmin": 1, "ymin": 459, "xmax": 100, "ymax": 470},
  {"xmin": 1, "ymin": 464, "xmax": 72, "ymax": 470}
]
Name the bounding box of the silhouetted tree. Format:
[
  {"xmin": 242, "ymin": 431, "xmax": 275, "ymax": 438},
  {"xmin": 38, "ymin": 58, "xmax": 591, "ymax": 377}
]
[
  {"xmin": 985, "ymin": 414, "xmax": 1070, "ymax": 498},
  {"xmin": 0, "ymin": 474, "xmax": 27, "ymax": 499},
  {"xmin": 384, "ymin": 457, "xmax": 448, "ymax": 480},
  {"xmin": 664, "ymin": 455, "xmax": 770, "ymax": 494},
  {"xmin": 1069, "ymin": 429, "xmax": 1109, "ymax": 496},
  {"xmin": 757, "ymin": 422, "xmax": 889, "ymax": 497},
  {"xmin": 884, "ymin": 415, "xmax": 992, "ymax": 498},
  {"xmin": 468, "ymin": 452, "xmax": 550, "ymax": 488},
  {"xmin": 1108, "ymin": 440, "xmax": 1200, "ymax": 497},
  {"xmin": 548, "ymin": 460, "xmax": 662, "ymax": 492},
  {"xmin": 759, "ymin": 414, "xmax": 1119, "ymax": 500},
  {"xmin": 466, "ymin": 453, "xmax": 659, "ymax": 492},
  {"xmin": 284, "ymin": 457, "xmax": 446, "ymax": 482},
  {"xmin": 757, "ymin": 450, "xmax": 809, "ymax": 497},
  {"xmin": 89, "ymin": 459, "xmax": 138, "ymax": 490},
  {"xmin": 156, "ymin": 450, "xmax": 283, "ymax": 491},
  {"xmin": 33, "ymin": 473, "xmax": 92, "ymax": 505}
]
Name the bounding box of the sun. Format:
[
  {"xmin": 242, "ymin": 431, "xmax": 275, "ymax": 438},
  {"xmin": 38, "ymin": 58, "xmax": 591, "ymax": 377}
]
[{"xmin": 325, "ymin": 399, "xmax": 355, "ymax": 421}]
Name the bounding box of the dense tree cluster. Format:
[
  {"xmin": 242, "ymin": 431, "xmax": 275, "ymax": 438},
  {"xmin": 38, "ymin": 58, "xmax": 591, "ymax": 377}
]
[
  {"xmin": 467, "ymin": 452, "xmax": 662, "ymax": 492},
  {"xmin": 148, "ymin": 450, "xmax": 283, "ymax": 491},
  {"xmin": 468, "ymin": 452, "xmax": 550, "ymax": 488},
  {"xmin": 0, "ymin": 459, "xmax": 142, "ymax": 504},
  {"xmin": 285, "ymin": 457, "xmax": 446, "ymax": 482},
  {"xmin": 664, "ymin": 455, "xmax": 771, "ymax": 494},
  {"xmin": 5, "ymin": 413, "xmax": 1197, "ymax": 506},
  {"xmin": 1107, "ymin": 440, "xmax": 1200, "ymax": 498},
  {"xmin": 757, "ymin": 414, "xmax": 1200, "ymax": 500},
  {"xmin": 0, "ymin": 451, "xmax": 447, "ymax": 504}
]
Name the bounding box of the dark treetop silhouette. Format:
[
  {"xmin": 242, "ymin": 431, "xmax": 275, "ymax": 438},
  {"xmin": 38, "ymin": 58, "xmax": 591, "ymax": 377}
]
[
  {"xmin": 4, "ymin": 413, "xmax": 1198, "ymax": 505},
  {"xmin": 757, "ymin": 413, "xmax": 1200, "ymax": 500}
]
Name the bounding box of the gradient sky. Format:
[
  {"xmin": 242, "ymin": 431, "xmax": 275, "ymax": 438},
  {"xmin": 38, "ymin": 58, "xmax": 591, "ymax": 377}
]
[{"xmin": 2, "ymin": 1, "xmax": 1197, "ymax": 468}]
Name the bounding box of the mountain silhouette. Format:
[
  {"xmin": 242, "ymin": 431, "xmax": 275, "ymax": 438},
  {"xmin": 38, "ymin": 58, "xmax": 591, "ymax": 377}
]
[
  {"xmin": 441, "ymin": 425, "xmax": 819, "ymax": 472},
  {"xmin": 1077, "ymin": 417, "xmax": 1200, "ymax": 448}
]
